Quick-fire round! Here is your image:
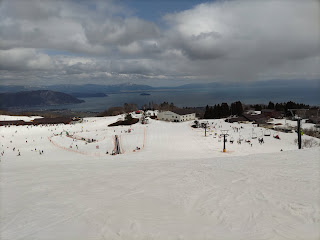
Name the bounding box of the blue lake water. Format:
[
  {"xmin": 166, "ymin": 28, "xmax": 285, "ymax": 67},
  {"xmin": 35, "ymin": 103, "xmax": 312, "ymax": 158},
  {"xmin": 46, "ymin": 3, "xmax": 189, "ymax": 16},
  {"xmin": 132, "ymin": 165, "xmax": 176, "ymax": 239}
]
[{"xmin": 11, "ymin": 87, "xmax": 319, "ymax": 112}]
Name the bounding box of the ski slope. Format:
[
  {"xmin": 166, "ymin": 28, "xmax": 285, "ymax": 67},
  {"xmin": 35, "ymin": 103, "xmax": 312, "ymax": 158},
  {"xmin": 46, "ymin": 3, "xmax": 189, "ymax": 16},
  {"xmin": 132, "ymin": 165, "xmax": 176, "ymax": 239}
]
[{"xmin": 1, "ymin": 115, "xmax": 319, "ymax": 240}]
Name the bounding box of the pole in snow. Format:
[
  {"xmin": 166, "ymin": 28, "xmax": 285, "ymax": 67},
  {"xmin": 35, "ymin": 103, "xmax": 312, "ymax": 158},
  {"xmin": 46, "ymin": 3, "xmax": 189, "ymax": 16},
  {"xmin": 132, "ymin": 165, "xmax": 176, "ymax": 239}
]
[
  {"xmin": 297, "ymin": 118, "xmax": 302, "ymax": 149},
  {"xmin": 289, "ymin": 109, "xmax": 308, "ymax": 150},
  {"xmin": 205, "ymin": 123, "xmax": 207, "ymax": 136},
  {"xmin": 220, "ymin": 130, "xmax": 229, "ymax": 152}
]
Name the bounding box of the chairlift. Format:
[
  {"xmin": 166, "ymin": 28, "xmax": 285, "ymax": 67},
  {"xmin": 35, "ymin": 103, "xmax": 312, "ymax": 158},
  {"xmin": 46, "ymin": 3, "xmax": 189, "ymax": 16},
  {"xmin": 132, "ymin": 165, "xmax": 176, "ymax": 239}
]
[
  {"xmin": 259, "ymin": 131, "xmax": 264, "ymax": 138},
  {"xmin": 264, "ymin": 129, "xmax": 271, "ymax": 136},
  {"xmin": 252, "ymin": 129, "xmax": 257, "ymax": 139}
]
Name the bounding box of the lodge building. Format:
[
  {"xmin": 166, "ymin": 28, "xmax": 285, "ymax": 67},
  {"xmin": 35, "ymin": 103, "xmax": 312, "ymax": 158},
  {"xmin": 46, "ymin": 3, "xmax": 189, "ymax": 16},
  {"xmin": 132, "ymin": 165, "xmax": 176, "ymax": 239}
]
[{"xmin": 157, "ymin": 109, "xmax": 196, "ymax": 122}]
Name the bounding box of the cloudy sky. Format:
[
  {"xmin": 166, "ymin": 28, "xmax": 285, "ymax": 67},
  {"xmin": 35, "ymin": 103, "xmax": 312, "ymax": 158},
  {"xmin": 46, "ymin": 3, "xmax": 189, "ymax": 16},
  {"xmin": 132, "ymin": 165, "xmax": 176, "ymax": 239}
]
[{"xmin": 0, "ymin": 0, "xmax": 319, "ymax": 86}]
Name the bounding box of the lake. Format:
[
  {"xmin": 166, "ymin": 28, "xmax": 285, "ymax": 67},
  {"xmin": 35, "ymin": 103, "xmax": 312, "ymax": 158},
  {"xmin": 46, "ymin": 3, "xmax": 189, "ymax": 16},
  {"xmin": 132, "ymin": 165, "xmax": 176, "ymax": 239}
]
[{"xmin": 8, "ymin": 86, "xmax": 319, "ymax": 112}]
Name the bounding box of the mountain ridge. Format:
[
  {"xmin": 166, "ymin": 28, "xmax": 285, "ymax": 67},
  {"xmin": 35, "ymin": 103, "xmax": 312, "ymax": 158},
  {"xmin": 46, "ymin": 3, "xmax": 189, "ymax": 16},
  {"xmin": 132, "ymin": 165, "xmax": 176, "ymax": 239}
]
[{"xmin": 0, "ymin": 90, "xmax": 84, "ymax": 108}]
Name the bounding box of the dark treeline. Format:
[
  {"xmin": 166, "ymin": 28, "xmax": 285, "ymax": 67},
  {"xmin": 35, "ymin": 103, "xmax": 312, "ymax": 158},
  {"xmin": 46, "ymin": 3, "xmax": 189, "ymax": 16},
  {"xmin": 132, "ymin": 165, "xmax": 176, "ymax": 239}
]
[
  {"xmin": 204, "ymin": 101, "xmax": 312, "ymax": 119},
  {"xmin": 250, "ymin": 101, "xmax": 311, "ymax": 115},
  {"xmin": 204, "ymin": 101, "xmax": 243, "ymax": 119}
]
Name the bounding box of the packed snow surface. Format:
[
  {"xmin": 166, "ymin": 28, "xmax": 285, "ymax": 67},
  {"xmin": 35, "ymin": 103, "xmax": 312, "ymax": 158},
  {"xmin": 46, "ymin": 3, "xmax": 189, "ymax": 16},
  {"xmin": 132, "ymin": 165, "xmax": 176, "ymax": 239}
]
[{"xmin": 1, "ymin": 115, "xmax": 319, "ymax": 240}]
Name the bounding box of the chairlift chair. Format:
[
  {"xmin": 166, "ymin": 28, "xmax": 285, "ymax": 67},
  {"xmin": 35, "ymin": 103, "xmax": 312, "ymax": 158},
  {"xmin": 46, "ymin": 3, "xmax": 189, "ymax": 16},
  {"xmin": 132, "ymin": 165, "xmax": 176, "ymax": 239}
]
[
  {"xmin": 264, "ymin": 129, "xmax": 271, "ymax": 136},
  {"xmin": 259, "ymin": 131, "xmax": 264, "ymax": 138},
  {"xmin": 251, "ymin": 129, "xmax": 258, "ymax": 139}
]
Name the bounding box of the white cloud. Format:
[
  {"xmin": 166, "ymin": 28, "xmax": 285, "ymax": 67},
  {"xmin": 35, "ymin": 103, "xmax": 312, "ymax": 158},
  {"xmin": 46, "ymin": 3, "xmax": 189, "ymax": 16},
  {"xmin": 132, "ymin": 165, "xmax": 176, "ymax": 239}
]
[
  {"xmin": 0, "ymin": 48, "xmax": 54, "ymax": 70},
  {"xmin": 0, "ymin": 0, "xmax": 319, "ymax": 85},
  {"xmin": 162, "ymin": 0, "xmax": 320, "ymax": 81}
]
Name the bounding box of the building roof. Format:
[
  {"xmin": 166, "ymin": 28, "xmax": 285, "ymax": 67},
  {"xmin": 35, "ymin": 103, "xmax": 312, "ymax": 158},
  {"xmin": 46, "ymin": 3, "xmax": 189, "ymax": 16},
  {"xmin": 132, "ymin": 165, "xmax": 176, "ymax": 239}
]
[
  {"xmin": 32, "ymin": 117, "xmax": 72, "ymax": 124},
  {"xmin": 226, "ymin": 114, "xmax": 268, "ymax": 124},
  {"xmin": 242, "ymin": 114, "xmax": 267, "ymax": 122},
  {"xmin": 0, "ymin": 117, "xmax": 73, "ymax": 126},
  {"xmin": 261, "ymin": 109, "xmax": 277, "ymax": 113},
  {"xmin": 169, "ymin": 109, "xmax": 196, "ymax": 115},
  {"xmin": 0, "ymin": 120, "xmax": 27, "ymax": 126},
  {"xmin": 225, "ymin": 116, "xmax": 247, "ymax": 123}
]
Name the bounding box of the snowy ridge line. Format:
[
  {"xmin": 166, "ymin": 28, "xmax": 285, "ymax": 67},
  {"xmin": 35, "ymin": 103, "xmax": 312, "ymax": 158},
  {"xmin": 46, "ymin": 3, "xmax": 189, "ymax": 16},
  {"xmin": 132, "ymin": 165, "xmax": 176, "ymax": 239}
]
[{"xmin": 48, "ymin": 136, "xmax": 102, "ymax": 157}]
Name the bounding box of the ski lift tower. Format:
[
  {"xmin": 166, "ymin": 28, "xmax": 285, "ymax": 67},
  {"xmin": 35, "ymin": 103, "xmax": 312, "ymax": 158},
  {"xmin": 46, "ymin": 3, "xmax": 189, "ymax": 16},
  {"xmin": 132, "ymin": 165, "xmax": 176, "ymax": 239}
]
[
  {"xmin": 220, "ymin": 130, "xmax": 229, "ymax": 152},
  {"xmin": 202, "ymin": 122, "xmax": 208, "ymax": 136},
  {"xmin": 288, "ymin": 109, "xmax": 308, "ymax": 149}
]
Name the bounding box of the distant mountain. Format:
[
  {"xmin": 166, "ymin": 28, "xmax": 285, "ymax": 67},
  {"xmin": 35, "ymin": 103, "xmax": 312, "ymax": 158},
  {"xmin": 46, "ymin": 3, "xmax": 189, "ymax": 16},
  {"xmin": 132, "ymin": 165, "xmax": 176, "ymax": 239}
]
[
  {"xmin": 69, "ymin": 92, "xmax": 107, "ymax": 98},
  {"xmin": 174, "ymin": 79, "xmax": 320, "ymax": 89},
  {"xmin": 0, "ymin": 85, "xmax": 39, "ymax": 93},
  {"xmin": 0, "ymin": 83, "xmax": 154, "ymax": 94},
  {"xmin": 174, "ymin": 82, "xmax": 223, "ymax": 89},
  {"xmin": 0, "ymin": 90, "xmax": 84, "ymax": 108},
  {"xmin": 47, "ymin": 83, "xmax": 154, "ymax": 94},
  {"xmin": 1, "ymin": 79, "xmax": 318, "ymax": 95}
]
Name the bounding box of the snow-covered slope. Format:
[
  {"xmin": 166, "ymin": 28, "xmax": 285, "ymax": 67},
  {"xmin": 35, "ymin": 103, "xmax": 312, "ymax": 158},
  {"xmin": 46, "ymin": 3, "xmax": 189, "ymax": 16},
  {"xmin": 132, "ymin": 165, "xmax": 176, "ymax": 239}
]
[{"xmin": 1, "ymin": 115, "xmax": 319, "ymax": 240}]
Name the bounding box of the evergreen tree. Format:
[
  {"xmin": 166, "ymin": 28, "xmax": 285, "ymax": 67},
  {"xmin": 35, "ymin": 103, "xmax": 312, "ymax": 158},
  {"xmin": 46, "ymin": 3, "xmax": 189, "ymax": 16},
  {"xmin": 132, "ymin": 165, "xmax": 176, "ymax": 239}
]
[
  {"xmin": 275, "ymin": 103, "xmax": 284, "ymax": 111},
  {"xmin": 204, "ymin": 105, "xmax": 210, "ymax": 119},
  {"xmin": 235, "ymin": 101, "xmax": 243, "ymax": 115},
  {"xmin": 221, "ymin": 102, "xmax": 230, "ymax": 117},
  {"xmin": 267, "ymin": 101, "xmax": 275, "ymax": 109}
]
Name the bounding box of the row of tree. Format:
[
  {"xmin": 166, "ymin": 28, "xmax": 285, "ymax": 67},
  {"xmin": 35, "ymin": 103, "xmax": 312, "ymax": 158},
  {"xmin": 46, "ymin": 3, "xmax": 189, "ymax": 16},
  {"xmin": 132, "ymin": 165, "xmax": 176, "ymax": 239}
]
[
  {"xmin": 98, "ymin": 100, "xmax": 312, "ymax": 118},
  {"xmin": 251, "ymin": 101, "xmax": 310, "ymax": 115},
  {"xmin": 204, "ymin": 100, "xmax": 311, "ymax": 119},
  {"xmin": 204, "ymin": 101, "xmax": 243, "ymax": 119}
]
